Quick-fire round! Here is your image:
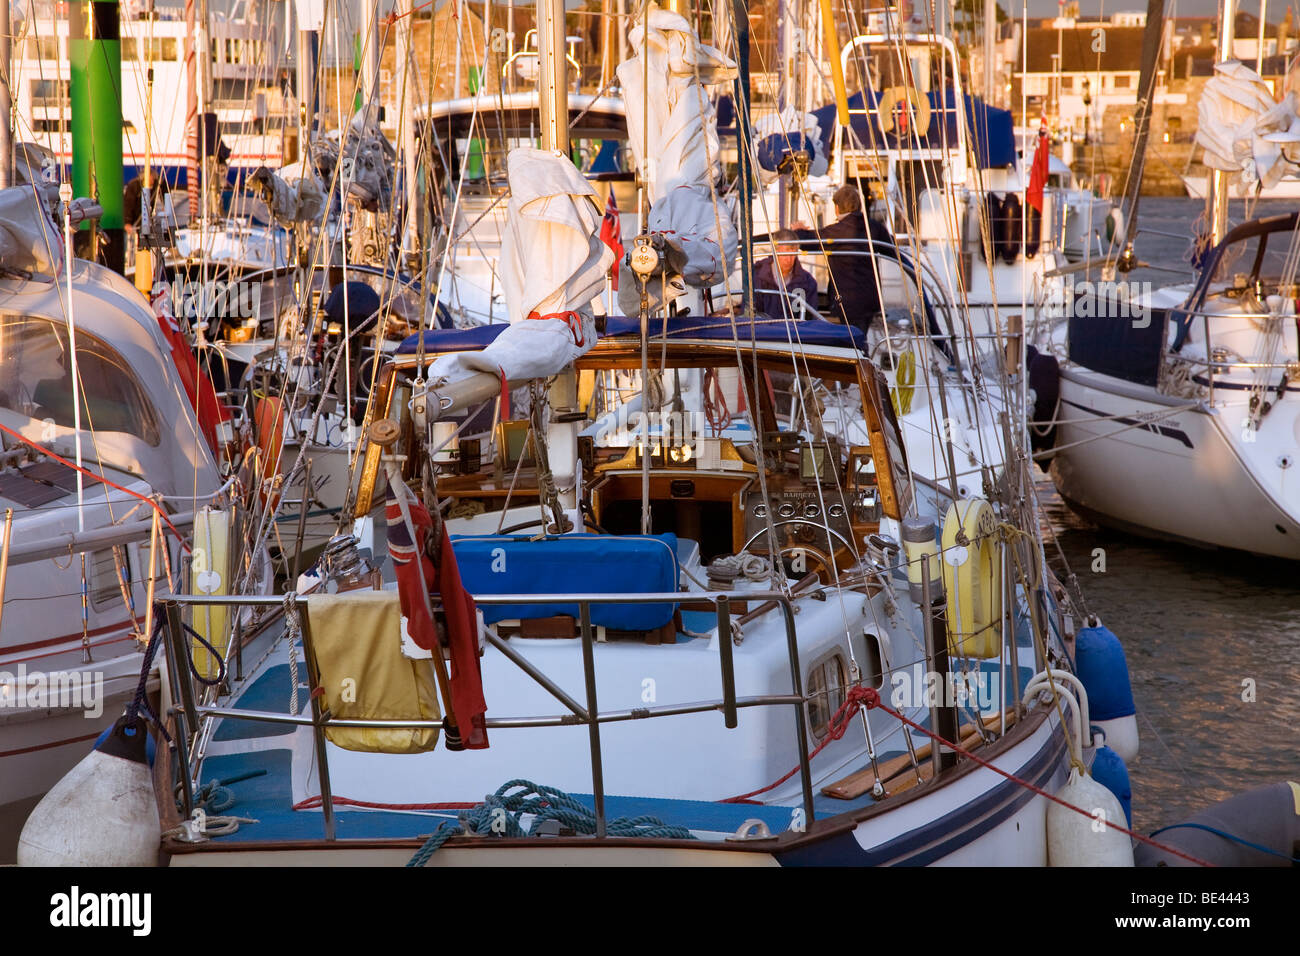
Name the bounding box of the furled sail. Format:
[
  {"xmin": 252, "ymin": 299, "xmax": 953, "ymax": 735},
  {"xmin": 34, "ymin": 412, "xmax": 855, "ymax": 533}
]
[
  {"xmin": 1196, "ymin": 61, "xmax": 1300, "ymax": 191},
  {"xmin": 616, "ymin": 5, "xmax": 738, "ymax": 292},
  {"xmin": 427, "ymin": 147, "xmax": 613, "ymax": 388}
]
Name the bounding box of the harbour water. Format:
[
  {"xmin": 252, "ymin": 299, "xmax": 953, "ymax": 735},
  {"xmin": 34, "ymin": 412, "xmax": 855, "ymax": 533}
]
[{"xmin": 2, "ymin": 198, "xmax": 1296, "ymax": 863}]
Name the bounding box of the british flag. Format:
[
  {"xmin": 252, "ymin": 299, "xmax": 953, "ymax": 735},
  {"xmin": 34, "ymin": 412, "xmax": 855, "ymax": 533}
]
[{"xmin": 599, "ymin": 189, "xmax": 624, "ymax": 291}]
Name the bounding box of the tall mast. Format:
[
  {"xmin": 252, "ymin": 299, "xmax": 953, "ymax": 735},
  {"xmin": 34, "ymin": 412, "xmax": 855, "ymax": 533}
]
[
  {"xmin": 186, "ymin": 0, "xmax": 199, "ymax": 217},
  {"xmin": 1116, "ymin": 0, "xmax": 1166, "ymax": 270},
  {"xmin": 731, "ymin": 0, "xmax": 754, "ymax": 315},
  {"xmin": 397, "ymin": 0, "xmax": 419, "ymax": 259},
  {"xmin": 984, "ymin": 0, "xmax": 997, "ymax": 101},
  {"xmin": 361, "ymin": 0, "xmax": 381, "ymax": 124},
  {"xmin": 777, "ymin": 0, "xmax": 797, "ymax": 227},
  {"xmin": 1208, "ymin": 0, "xmax": 1238, "ymax": 246},
  {"xmin": 0, "ymin": 5, "xmax": 11, "ymax": 188},
  {"xmin": 537, "ymin": 0, "xmax": 569, "ymax": 156}
]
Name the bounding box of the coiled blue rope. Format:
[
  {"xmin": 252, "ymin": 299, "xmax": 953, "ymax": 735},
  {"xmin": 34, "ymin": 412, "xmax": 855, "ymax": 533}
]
[{"xmin": 406, "ymin": 779, "xmax": 696, "ymax": 867}]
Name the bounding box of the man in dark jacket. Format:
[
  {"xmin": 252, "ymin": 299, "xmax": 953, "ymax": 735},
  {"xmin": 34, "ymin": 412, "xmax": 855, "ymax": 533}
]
[
  {"xmin": 794, "ymin": 184, "xmax": 892, "ymax": 336},
  {"xmin": 753, "ymin": 229, "xmax": 819, "ymax": 319}
]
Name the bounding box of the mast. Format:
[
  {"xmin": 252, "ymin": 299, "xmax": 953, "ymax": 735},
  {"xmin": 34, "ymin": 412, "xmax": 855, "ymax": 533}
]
[
  {"xmin": 361, "ymin": 0, "xmax": 381, "ymax": 123},
  {"xmin": 984, "ymin": 0, "xmax": 997, "ymax": 101},
  {"xmin": 731, "ymin": 0, "xmax": 754, "ymax": 316},
  {"xmin": 777, "ymin": 0, "xmax": 798, "ymax": 227},
  {"xmin": 1256, "ymin": 0, "xmax": 1267, "ymax": 73},
  {"xmin": 537, "ymin": 0, "xmax": 569, "ymax": 155},
  {"xmin": 397, "ymin": 0, "xmax": 419, "ymax": 260},
  {"xmin": 1115, "ymin": 0, "xmax": 1165, "ymax": 270},
  {"xmin": 1208, "ymin": 0, "xmax": 1238, "ymax": 246},
  {"xmin": 186, "ymin": 0, "xmax": 199, "ymax": 218},
  {"xmin": 71, "ymin": 0, "xmax": 124, "ymax": 272},
  {"xmin": 0, "ymin": 5, "xmax": 11, "ymax": 188}
]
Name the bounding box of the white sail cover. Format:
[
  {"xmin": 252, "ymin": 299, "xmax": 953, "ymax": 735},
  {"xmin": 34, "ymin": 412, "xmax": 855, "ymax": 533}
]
[
  {"xmin": 617, "ymin": 6, "xmax": 738, "ymax": 286},
  {"xmin": 428, "ymin": 147, "xmax": 613, "ymax": 385},
  {"xmin": 0, "ymin": 186, "xmax": 63, "ymax": 277},
  {"xmin": 1196, "ymin": 61, "xmax": 1300, "ymax": 190}
]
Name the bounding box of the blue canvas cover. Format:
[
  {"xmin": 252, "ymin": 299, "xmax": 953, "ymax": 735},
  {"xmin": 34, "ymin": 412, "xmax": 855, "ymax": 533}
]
[
  {"xmin": 398, "ymin": 315, "xmax": 865, "ymax": 354},
  {"xmin": 450, "ymin": 533, "xmax": 680, "ymax": 631},
  {"xmin": 810, "ymin": 90, "xmax": 1015, "ymax": 170}
]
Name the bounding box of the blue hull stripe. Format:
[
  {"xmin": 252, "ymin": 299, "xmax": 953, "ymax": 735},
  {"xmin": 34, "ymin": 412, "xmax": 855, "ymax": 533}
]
[
  {"xmin": 775, "ymin": 723, "xmax": 1068, "ymax": 866},
  {"xmin": 1061, "ymin": 398, "xmax": 1194, "ymax": 449}
]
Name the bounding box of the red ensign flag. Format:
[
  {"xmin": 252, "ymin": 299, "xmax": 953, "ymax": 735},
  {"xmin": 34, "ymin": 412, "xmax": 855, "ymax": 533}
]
[
  {"xmin": 599, "ymin": 190, "xmax": 624, "ymax": 290},
  {"xmin": 1027, "ymin": 125, "xmax": 1050, "ymax": 214}
]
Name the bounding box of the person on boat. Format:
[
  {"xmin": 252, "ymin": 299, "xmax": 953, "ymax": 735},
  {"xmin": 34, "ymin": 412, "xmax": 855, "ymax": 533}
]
[
  {"xmin": 752, "ymin": 229, "xmax": 819, "ymax": 319},
  {"xmin": 123, "ymin": 173, "xmax": 171, "ymax": 238},
  {"xmin": 792, "ymin": 184, "xmax": 892, "ymax": 338}
]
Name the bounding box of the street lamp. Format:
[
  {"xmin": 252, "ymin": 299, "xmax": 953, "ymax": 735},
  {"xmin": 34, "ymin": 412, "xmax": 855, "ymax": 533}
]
[{"xmin": 1082, "ymin": 77, "xmax": 1091, "ymax": 144}]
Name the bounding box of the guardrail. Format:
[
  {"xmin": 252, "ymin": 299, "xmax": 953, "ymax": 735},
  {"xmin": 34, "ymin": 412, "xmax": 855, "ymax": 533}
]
[
  {"xmin": 1166, "ymin": 305, "xmax": 1300, "ymax": 403},
  {"xmin": 159, "ymin": 588, "xmax": 813, "ymax": 842}
]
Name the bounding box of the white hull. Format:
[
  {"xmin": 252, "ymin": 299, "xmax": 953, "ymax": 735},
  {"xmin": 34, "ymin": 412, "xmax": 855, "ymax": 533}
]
[
  {"xmin": 1050, "ymin": 366, "xmax": 1300, "ymax": 557},
  {"xmin": 1182, "ymin": 175, "xmax": 1300, "ymax": 200}
]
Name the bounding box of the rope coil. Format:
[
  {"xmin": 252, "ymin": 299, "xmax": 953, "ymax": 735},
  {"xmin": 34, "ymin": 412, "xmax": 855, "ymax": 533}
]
[{"xmin": 406, "ymin": 779, "xmax": 695, "ymax": 867}]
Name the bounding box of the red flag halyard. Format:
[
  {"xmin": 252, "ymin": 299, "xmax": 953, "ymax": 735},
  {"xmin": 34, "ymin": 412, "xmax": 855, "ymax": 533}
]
[{"xmin": 599, "ymin": 189, "xmax": 624, "ymax": 290}]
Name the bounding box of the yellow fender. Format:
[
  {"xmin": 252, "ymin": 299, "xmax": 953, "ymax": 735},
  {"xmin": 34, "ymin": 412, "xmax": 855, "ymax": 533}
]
[
  {"xmin": 891, "ymin": 350, "xmax": 916, "ymax": 417},
  {"xmin": 878, "ymin": 85, "xmax": 932, "ymax": 137},
  {"xmin": 190, "ymin": 507, "xmax": 233, "ymax": 681},
  {"xmin": 940, "ymin": 498, "xmax": 1003, "ymax": 659}
]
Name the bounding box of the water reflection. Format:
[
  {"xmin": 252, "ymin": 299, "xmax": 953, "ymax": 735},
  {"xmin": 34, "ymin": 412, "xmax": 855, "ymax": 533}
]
[{"xmin": 1038, "ymin": 475, "xmax": 1300, "ymax": 833}]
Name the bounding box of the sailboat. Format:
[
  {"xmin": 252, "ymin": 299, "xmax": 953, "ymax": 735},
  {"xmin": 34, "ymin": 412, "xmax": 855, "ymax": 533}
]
[
  {"xmin": 1040, "ymin": 1, "xmax": 1300, "ymax": 558},
  {"xmin": 46, "ymin": 0, "xmax": 1170, "ymax": 869},
  {"xmin": 0, "ymin": 181, "xmax": 231, "ymax": 808}
]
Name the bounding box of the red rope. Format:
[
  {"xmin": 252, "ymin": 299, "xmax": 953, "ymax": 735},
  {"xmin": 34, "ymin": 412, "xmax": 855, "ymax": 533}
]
[
  {"xmin": 293, "ymin": 795, "xmax": 477, "ymax": 812},
  {"xmin": 724, "ymin": 686, "xmax": 1214, "ymax": 867},
  {"xmin": 872, "ymin": 698, "xmax": 1214, "ymax": 867},
  {"xmin": 723, "ymin": 686, "xmax": 876, "ymax": 803},
  {"xmin": 384, "ymin": 0, "xmax": 438, "ymax": 27},
  {"xmin": 527, "ymin": 310, "xmax": 586, "ymax": 348},
  {"xmin": 0, "ymin": 420, "xmax": 190, "ymax": 549}
]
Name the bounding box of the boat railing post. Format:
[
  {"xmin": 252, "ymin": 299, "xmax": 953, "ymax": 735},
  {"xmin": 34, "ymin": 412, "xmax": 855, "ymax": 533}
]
[
  {"xmin": 295, "ymin": 599, "xmax": 336, "ymax": 841},
  {"xmin": 577, "ymin": 601, "xmax": 606, "ymax": 838},
  {"xmin": 716, "ymin": 594, "xmax": 738, "ymax": 729},
  {"xmin": 163, "ymin": 599, "xmax": 198, "ymax": 817},
  {"xmin": 775, "ymin": 596, "xmax": 815, "ymax": 822}
]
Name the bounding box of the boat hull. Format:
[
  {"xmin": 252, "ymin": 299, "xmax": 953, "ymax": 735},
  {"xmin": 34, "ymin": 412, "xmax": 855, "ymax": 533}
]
[{"xmin": 1050, "ymin": 367, "xmax": 1300, "ymax": 557}]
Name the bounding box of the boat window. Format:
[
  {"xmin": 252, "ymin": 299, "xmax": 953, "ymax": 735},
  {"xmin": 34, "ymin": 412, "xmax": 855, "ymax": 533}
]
[
  {"xmin": 0, "ymin": 315, "xmax": 162, "ymax": 446},
  {"xmin": 89, "ymin": 547, "xmax": 128, "ymax": 610},
  {"xmin": 807, "ymin": 651, "xmax": 847, "ymax": 739},
  {"xmin": 860, "ymin": 632, "xmax": 885, "ymax": 690}
]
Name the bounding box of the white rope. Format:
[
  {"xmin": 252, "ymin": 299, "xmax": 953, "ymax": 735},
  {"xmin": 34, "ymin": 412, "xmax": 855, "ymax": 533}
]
[{"xmin": 283, "ymin": 591, "xmax": 301, "ymax": 716}]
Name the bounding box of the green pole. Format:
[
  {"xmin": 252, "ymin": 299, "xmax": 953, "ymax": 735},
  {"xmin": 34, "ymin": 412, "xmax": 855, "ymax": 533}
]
[
  {"xmin": 353, "ymin": 31, "xmax": 363, "ymax": 113},
  {"xmin": 70, "ymin": 0, "xmax": 124, "ymax": 273}
]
